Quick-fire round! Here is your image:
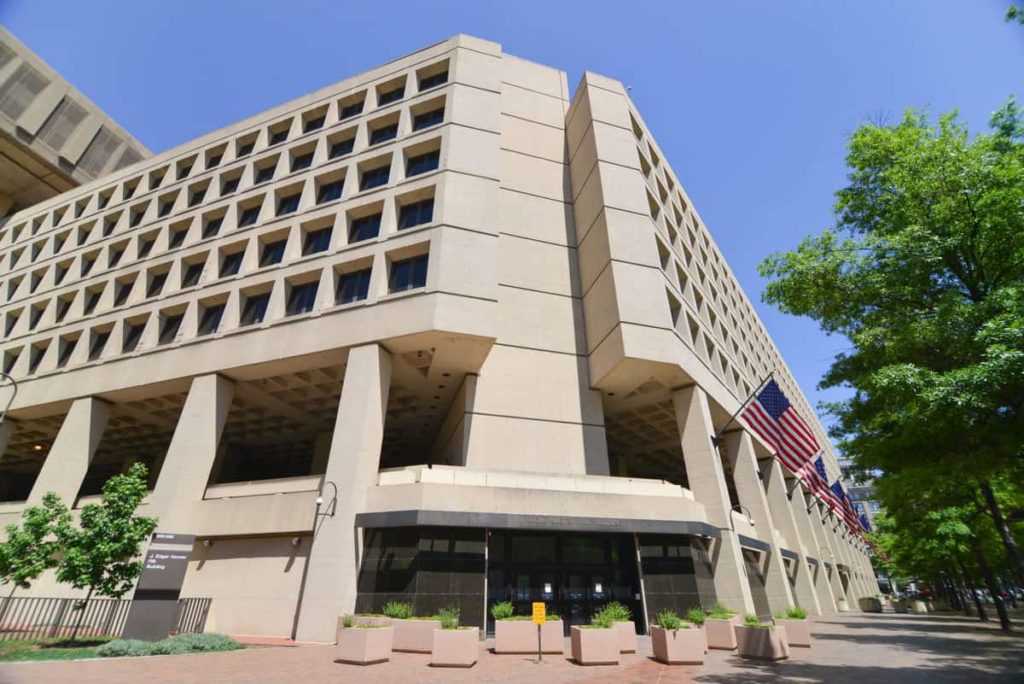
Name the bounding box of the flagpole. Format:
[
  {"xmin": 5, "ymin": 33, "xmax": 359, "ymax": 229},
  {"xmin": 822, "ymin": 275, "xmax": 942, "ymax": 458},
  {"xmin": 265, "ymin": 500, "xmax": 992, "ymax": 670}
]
[{"xmin": 710, "ymin": 369, "xmax": 775, "ymax": 447}]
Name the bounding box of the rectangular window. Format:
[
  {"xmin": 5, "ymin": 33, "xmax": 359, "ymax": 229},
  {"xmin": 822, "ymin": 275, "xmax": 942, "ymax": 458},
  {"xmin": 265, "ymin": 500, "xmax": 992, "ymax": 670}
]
[
  {"xmin": 88, "ymin": 331, "xmax": 109, "ymax": 360},
  {"xmin": 378, "ymin": 86, "xmax": 404, "ymax": 106},
  {"xmin": 4, "ymin": 314, "xmax": 17, "ymax": 336},
  {"xmin": 237, "ymin": 140, "xmax": 255, "ymax": 157},
  {"xmin": 336, "ymin": 268, "xmax": 371, "ymax": 304},
  {"xmin": 28, "ymin": 346, "xmax": 45, "ymax": 374},
  {"xmin": 406, "ymin": 150, "xmax": 439, "ymax": 177},
  {"xmin": 138, "ymin": 239, "xmax": 155, "ymax": 258},
  {"xmin": 360, "ymin": 164, "xmax": 390, "ymax": 190},
  {"xmin": 220, "ymin": 252, "xmax": 243, "ymax": 277},
  {"xmin": 147, "ymin": 272, "xmax": 168, "ymax": 298},
  {"xmin": 81, "ymin": 257, "xmax": 96, "ymax": 276},
  {"xmin": 158, "ymin": 314, "xmax": 183, "ymax": 345},
  {"xmin": 304, "ymin": 115, "xmax": 325, "ymax": 133},
  {"xmin": 412, "ymin": 107, "xmax": 444, "ymax": 131},
  {"xmin": 277, "ymin": 193, "xmax": 301, "ymax": 216},
  {"xmin": 369, "ymin": 123, "xmax": 398, "ymax": 145},
  {"xmin": 197, "ymin": 303, "xmax": 225, "ymax": 336},
  {"xmin": 29, "ymin": 306, "xmax": 43, "ymax": 330},
  {"xmin": 56, "ymin": 298, "xmax": 72, "ymax": 322},
  {"xmin": 203, "ymin": 217, "xmax": 223, "ymax": 238},
  {"xmin": 255, "ymin": 165, "xmax": 275, "ymax": 183},
  {"xmin": 38, "ymin": 97, "xmax": 88, "ymax": 151},
  {"xmin": 123, "ymin": 323, "xmax": 145, "ymax": 352},
  {"xmin": 303, "ymin": 228, "xmax": 332, "ymax": 255},
  {"xmin": 238, "ymin": 206, "xmax": 261, "ymax": 227},
  {"xmin": 317, "ymin": 180, "xmax": 344, "ymax": 204},
  {"xmin": 114, "ymin": 281, "xmax": 133, "ymax": 305},
  {"xmin": 389, "ymin": 254, "xmax": 428, "ymax": 293},
  {"xmin": 57, "ymin": 339, "xmax": 77, "ymax": 368},
  {"xmin": 398, "ymin": 198, "xmax": 434, "ymax": 230},
  {"xmin": 239, "ymin": 293, "xmax": 270, "ymax": 326},
  {"xmin": 182, "ymin": 262, "xmax": 204, "ymax": 287},
  {"xmin": 103, "ymin": 219, "xmax": 116, "ymax": 237},
  {"xmin": 340, "ymin": 100, "xmax": 364, "ymax": 119},
  {"xmin": 286, "ymin": 282, "xmax": 319, "ymax": 316},
  {"xmin": 169, "ymin": 230, "xmax": 188, "ymax": 248},
  {"xmin": 206, "ymin": 153, "xmax": 223, "ymax": 169},
  {"xmin": 130, "ymin": 209, "xmax": 145, "ymax": 227},
  {"xmin": 329, "ymin": 137, "xmax": 355, "ymax": 159},
  {"xmin": 269, "ymin": 128, "xmax": 288, "ymax": 145},
  {"xmin": 419, "ymin": 71, "xmax": 448, "ymax": 90},
  {"xmin": 54, "ymin": 264, "xmax": 68, "ymax": 284},
  {"xmin": 349, "ymin": 213, "xmax": 381, "ymax": 243},
  {"xmin": 221, "ymin": 177, "xmax": 241, "ymax": 195},
  {"xmin": 158, "ymin": 200, "xmax": 174, "ymax": 217},
  {"xmin": 291, "ymin": 152, "xmax": 314, "ymax": 172},
  {"xmin": 190, "ymin": 188, "xmax": 207, "ymax": 206},
  {"xmin": 260, "ymin": 240, "xmax": 287, "ymax": 266}
]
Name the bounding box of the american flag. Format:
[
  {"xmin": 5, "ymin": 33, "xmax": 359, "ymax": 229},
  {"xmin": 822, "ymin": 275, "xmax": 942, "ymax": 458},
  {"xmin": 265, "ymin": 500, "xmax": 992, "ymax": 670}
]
[
  {"xmin": 831, "ymin": 481, "xmax": 862, "ymax": 534},
  {"xmin": 859, "ymin": 514, "xmax": 872, "ymax": 532},
  {"xmin": 741, "ymin": 379, "xmax": 821, "ymax": 473}
]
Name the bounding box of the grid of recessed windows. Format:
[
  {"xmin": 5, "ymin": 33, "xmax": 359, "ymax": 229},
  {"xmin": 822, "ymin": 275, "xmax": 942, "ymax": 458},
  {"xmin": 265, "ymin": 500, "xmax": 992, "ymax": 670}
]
[
  {"xmin": 303, "ymin": 228, "xmax": 332, "ymax": 255},
  {"xmin": 239, "ymin": 292, "xmax": 270, "ymax": 326},
  {"xmin": 336, "ymin": 268, "xmax": 371, "ymax": 304},
  {"xmin": 389, "ymin": 254, "xmax": 428, "ymax": 293},
  {"xmin": 197, "ymin": 303, "xmax": 225, "ymax": 336},
  {"xmin": 398, "ymin": 198, "xmax": 434, "ymax": 230},
  {"xmin": 349, "ymin": 213, "xmax": 381, "ymax": 243},
  {"xmin": 406, "ymin": 150, "xmax": 439, "ymax": 177},
  {"xmin": 286, "ymin": 282, "xmax": 318, "ymax": 316}
]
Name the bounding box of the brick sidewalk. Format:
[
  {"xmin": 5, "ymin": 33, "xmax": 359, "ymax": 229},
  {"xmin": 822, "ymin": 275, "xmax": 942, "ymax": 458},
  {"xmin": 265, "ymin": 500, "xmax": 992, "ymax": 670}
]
[{"xmin": 0, "ymin": 612, "xmax": 1020, "ymax": 683}]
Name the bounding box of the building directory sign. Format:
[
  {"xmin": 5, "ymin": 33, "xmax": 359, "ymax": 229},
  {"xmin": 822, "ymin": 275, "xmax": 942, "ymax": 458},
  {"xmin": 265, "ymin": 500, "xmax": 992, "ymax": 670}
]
[{"xmin": 122, "ymin": 532, "xmax": 196, "ymax": 641}]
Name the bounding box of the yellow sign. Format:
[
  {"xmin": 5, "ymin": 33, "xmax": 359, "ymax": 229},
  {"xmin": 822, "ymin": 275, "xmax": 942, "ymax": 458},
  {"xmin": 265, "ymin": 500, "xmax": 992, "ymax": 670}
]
[{"xmin": 531, "ymin": 601, "xmax": 546, "ymax": 625}]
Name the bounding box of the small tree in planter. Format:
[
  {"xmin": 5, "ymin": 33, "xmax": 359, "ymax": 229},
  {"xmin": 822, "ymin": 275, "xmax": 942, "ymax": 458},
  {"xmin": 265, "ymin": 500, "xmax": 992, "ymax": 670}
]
[
  {"xmin": 491, "ymin": 601, "xmax": 564, "ymax": 654},
  {"xmin": 55, "ymin": 463, "xmax": 157, "ymax": 642},
  {"xmin": 736, "ymin": 614, "xmax": 789, "ymax": 661},
  {"xmin": 704, "ymin": 603, "xmax": 740, "ymax": 650},
  {"xmin": 0, "ymin": 493, "xmax": 70, "ymax": 623},
  {"xmin": 430, "ymin": 606, "xmax": 479, "ymax": 668},
  {"xmin": 570, "ymin": 608, "xmax": 620, "ymax": 665},
  {"xmin": 382, "ymin": 601, "xmax": 439, "ymax": 653},
  {"xmin": 774, "ymin": 606, "xmax": 811, "ymax": 647},
  {"xmin": 651, "ymin": 609, "xmax": 704, "ymax": 665},
  {"xmin": 336, "ymin": 614, "xmax": 394, "ymax": 665},
  {"xmin": 598, "ymin": 601, "xmax": 636, "ymax": 652}
]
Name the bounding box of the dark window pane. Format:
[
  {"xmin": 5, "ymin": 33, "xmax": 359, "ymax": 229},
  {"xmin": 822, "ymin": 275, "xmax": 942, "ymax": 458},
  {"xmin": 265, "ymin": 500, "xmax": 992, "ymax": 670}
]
[
  {"xmin": 97, "ymin": 194, "xmax": 110, "ymax": 208},
  {"xmin": 114, "ymin": 281, "xmax": 132, "ymax": 305},
  {"xmin": 123, "ymin": 323, "xmax": 144, "ymax": 352},
  {"xmin": 286, "ymin": 282, "xmax": 318, "ymax": 315},
  {"xmin": 317, "ymin": 180, "xmax": 344, "ymax": 204},
  {"xmin": 255, "ymin": 166, "xmax": 275, "ymax": 183},
  {"xmin": 389, "ymin": 254, "xmax": 428, "ymax": 293},
  {"xmin": 123, "ymin": 185, "xmax": 136, "ymax": 199},
  {"xmin": 178, "ymin": 163, "xmax": 192, "ymax": 179},
  {"xmin": 237, "ymin": 141, "xmax": 255, "ymax": 157},
  {"xmin": 303, "ymin": 228, "xmax": 332, "ymax": 255},
  {"xmin": 159, "ymin": 314, "xmax": 183, "ymax": 345},
  {"xmin": 329, "ymin": 137, "xmax": 354, "ymax": 158},
  {"xmin": 238, "ymin": 206, "xmax": 260, "ymax": 227},
  {"xmin": 203, "ymin": 217, "xmax": 223, "ymax": 238},
  {"xmin": 240, "ymin": 293, "xmax": 270, "ymax": 326},
  {"xmin": 190, "ymin": 189, "xmax": 206, "ymax": 206},
  {"xmin": 84, "ymin": 291, "xmax": 100, "ymax": 314},
  {"xmin": 109, "ymin": 249, "xmax": 124, "ymax": 267},
  {"xmin": 56, "ymin": 298, "xmax": 72, "ymax": 321},
  {"xmin": 336, "ymin": 268, "xmax": 371, "ymax": 304},
  {"xmin": 340, "ymin": 100, "xmax": 364, "ymax": 119},
  {"xmin": 28, "ymin": 346, "xmax": 45, "ymax": 373},
  {"xmin": 378, "ymin": 86, "xmax": 404, "ymax": 106},
  {"xmin": 303, "ymin": 116, "xmax": 325, "ymax": 132},
  {"xmin": 221, "ymin": 252, "xmax": 243, "ymax": 277},
  {"xmin": 29, "ymin": 307, "xmax": 42, "ymax": 329},
  {"xmin": 260, "ymin": 240, "xmax": 287, "ymax": 266},
  {"xmin": 349, "ymin": 214, "xmax": 381, "ymax": 243},
  {"xmin": 103, "ymin": 220, "xmax": 116, "ymax": 237},
  {"xmin": 206, "ymin": 153, "xmax": 223, "ymax": 169},
  {"xmin": 158, "ymin": 201, "xmax": 173, "ymax": 217},
  {"xmin": 147, "ymin": 272, "xmax": 168, "ymax": 298},
  {"xmin": 169, "ymin": 231, "xmax": 187, "ymax": 248},
  {"xmin": 130, "ymin": 210, "xmax": 144, "ymax": 227},
  {"xmin": 89, "ymin": 331, "xmax": 109, "ymax": 360},
  {"xmin": 56, "ymin": 339, "xmax": 76, "ymax": 367},
  {"xmin": 182, "ymin": 262, "xmax": 203, "ymax": 287},
  {"xmin": 413, "ymin": 108, "xmax": 444, "ymax": 131},
  {"xmin": 419, "ymin": 71, "xmax": 448, "ymax": 90},
  {"xmin": 277, "ymin": 193, "xmax": 300, "ymax": 216},
  {"xmin": 197, "ymin": 304, "xmax": 225, "ymax": 336},
  {"xmin": 269, "ymin": 129, "xmax": 288, "ymax": 145},
  {"xmin": 398, "ymin": 198, "xmax": 434, "ymax": 230},
  {"xmin": 291, "ymin": 153, "xmax": 314, "ymax": 171},
  {"xmin": 407, "ymin": 150, "xmax": 440, "ymax": 177},
  {"xmin": 360, "ymin": 165, "xmax": 390, "ymax": 190},
  {"xmin": 138, "ymin": 240, "xmax": 154, "ymax": 258},
  {"xmin": 369, "ymin": 123, "xmax": 398, "ymax": 145},
  {"xmin": 221, "ymin": 177, "xmax": 240, "ymax": 195},
  {"xmin": 4, "ymin": 315, "xmax": 17, "ymax": 335}
]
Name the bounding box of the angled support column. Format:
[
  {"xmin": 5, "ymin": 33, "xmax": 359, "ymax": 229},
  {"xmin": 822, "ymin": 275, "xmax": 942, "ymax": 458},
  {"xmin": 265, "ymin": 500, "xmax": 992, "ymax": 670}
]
[
  {"xmin": 296, "ymin": 343, "xmax": 391, "ymax": 642},
  {"xmin": 721, "ymin": 431, "xmax": 794, "ymax": 616},
  {"xmin": 672, "ymin": 386, "xmax": 755, "ymax": 616},
  {"xmin": 813, "ymin": 503, "xmax": 849, "ymax": 609},
  {"xmin": 763, "ymin": 459, "xmax": 821, "ymax": 615},
  {"xmin": 28, "ymin": 398, "xmax": 109, "ymax": 505},
  {"xmin": 149, "ymin": 374, "xmax": 235, "ymax": 529},
  {"xmin": 790, "ymin": 489, "xmax": 837, "ymax": 614}
]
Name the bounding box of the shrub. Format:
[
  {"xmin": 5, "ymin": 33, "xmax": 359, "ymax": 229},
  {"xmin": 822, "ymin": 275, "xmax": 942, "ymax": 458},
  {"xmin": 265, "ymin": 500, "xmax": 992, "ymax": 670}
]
[
  {"xmin": 685, "ymin": 607, "xmax": 705, "ymax": 626},
  {"xmin": 656, "ymin": 609, "xmax": 685, "ymax": 630},
  {"xmin": 707, "ymin": 602, "xmax": 736, "ymax": 619},
  {"xmin": 341, "ymin": 614, "xmax": 354, "ymax": 629},
  {"xmin": 743, "ymin": 614, "xmax": 765, "ymax": 628},
  {"xmin": 381, "ymin": 601, "xmax": 413, "ymax": 619},
  {"xmin": 590, "ymin": 611, "xmax": 614, "ymax": 629},
  {"xmin": 490, "ymin": 601, "xmax": 515, "ymax": 620},
  {"xmin": 438, "ymin": 606, "xmax": 460, "ymax": 630},
  {"xmin": 149, "ymin": 638, "xmax": 191, "ymax": 656},
  {"xmin": 784, "ymin": 606, "xmax": 807, "ymax": 620},
  {"xmin": 96, "ymin": 639, "xmax": 152, "ymax": 657},
  {"xmin": 598, "ymin": 601, "xmax": 631, "ymax": 623},
  {"xmin": 96, "ymin": 633, "xmax": 242, "ymax": 658}
]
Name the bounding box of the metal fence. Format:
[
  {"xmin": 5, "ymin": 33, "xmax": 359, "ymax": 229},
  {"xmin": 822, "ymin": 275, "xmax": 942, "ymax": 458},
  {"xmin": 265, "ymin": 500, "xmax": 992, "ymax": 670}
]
[{"xmin": 0, "ymin": 596, "xmax": 212, "ymax": 641}]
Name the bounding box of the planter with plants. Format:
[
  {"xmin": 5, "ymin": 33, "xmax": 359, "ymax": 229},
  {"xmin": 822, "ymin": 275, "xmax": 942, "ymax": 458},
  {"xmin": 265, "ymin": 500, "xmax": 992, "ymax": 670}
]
[
  {"xmin": 704, "ymin": 603, "xmax": 740, "ymax": 650},
  {"xmin": 491, "ymin": 601, "xmax": 564, "ymax": 654},
  {"xmin": 381, "ymin": 601, "xmax": 441, "ymax": 653},
  {"xmin": 650, "ymin": 609, "xmax": 704, "ymax": 665},
  {"xmin": 570, "ymin": 610, "xmax": 620, "ymax": 665},
  {"xmin": 774, "ymin": 607, "xmax": 811, "ymax": 647},
  {"xmin": 858, "ymin": 596, "xmax": 883, "ymax": 613},
  {"xmin": 735, "ymin": 614, "xmax": 790, "ymax": 661},
  {"xmin": 335, "ymin": 614, "xmax": 390, "ymax": 644},
  {"xmin": 430, "ymin": 607, "xmax": 479, "ymax": 668},
  {"xmin": 598, "ymin": 601, "xmax": 636, "ymax": 653},
  {"xmin": 336, "ymin": 614, "xmax": 393, "ymax": 665}
]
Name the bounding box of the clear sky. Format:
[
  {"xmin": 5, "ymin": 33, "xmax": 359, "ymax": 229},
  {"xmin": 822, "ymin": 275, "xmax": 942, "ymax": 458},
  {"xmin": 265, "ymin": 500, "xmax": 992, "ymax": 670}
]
[{"xmin": 3, "ymin": 1, "xmax": 1022, "ymax": 437}]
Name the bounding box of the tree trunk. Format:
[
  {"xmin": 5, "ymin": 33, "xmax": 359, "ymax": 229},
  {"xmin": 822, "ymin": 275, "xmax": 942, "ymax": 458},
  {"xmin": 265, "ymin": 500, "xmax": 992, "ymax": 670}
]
[
  {"xmin": 957, "ymin": 557, "xmax": 987, "ymax": 621},
  {"xmin": 979, "ymin": 479, "xmax": 1024, "ymax": 587},
  {"xmin": 972, "ymin": 540, "xmax": 1011, "ymax": 632},
  {"xmin": 69, "ymin": 586, "xmax": 94, "ymax": 643}
]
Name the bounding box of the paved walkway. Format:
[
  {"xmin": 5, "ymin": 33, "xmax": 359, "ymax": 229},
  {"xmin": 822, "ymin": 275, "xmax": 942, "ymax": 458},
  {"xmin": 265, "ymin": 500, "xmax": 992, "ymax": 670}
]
[{"xmin": 0, "ymin": 612, "xmax": 1020, "ymax": 683}]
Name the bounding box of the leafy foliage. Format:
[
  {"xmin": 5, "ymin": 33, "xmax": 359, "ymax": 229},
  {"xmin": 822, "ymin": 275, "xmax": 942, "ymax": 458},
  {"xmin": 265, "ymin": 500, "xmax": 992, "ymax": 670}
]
[
  {"xmin": 381, "ymin": 601, "xmax": 412, "ymax": 619},
  {"xmin": 706, "ymin": 603, "xmax": 736, "ymax": 619},
  {"xmin": 743, "ymin": 614, "xmax": 765, "ymax": 628},
  {"xmin": 596, "ymin": 601, "xmax": 631, "ymax": 623},
  {"xmin": 656, "ymin": 609, "xmax": 686, "ymax": 629},
  {"xmin": 0, "ymin": 493, "xmax": 70, "ymax": 593},
  {"xmin": 685, "ymin": 607, "xmax": 706, "ymax": 626},
  {"xmin": 437, "ymin": 606, "xmax": 460, "ymax": 630},
  {"xmin": 96, "ymin": 633, "xmax": 241, "ymax": 658},
  {"xmin": 490, "ymin": 600, "xmax": 515, "ymax": 620}
]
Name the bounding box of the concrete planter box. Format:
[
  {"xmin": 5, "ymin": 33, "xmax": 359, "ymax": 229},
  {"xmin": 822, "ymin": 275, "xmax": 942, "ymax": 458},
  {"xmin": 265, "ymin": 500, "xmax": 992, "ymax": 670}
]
[
  {"xmin": 736, "ymin": 625, "xmax": 790, "ymax": 661},
  {"xmin": 859, "ymin": 597, "xmax": 883, "ymax": 613},
  {"xmin": 570, "ymin": 626, "xmax": 620, "ymax": 665},
  {"xmin": 337, "ymin": 626, "xmax": 393, "ymax": 665},
  {"xmin": 614, "ymin": 620, "xmax": 637, "ymax": 653},
  {"xmin": 430, "ymin": 627, "xmax": 479, "ymax": 667},
  {"xmin": 910, "ymin": 600, "xmax": 929, "ymax": 614},
  {"xmin": 392, "ymin": 618, "xmax": 443, "ymax": 653},
  {"xmin": 651, "ymin": 626, "xmax": 704, "ymax": 665},
  {"xmin": 494, "ymin": 619, "xmax": 564, "ymax": 654},
  {"xmin": 335, "ymin": 615, "xmax": 390, "ymax": 644},
  {"xmin": 776, "ymin": 618, "xmax": 811, "ymax": 647},
  {"xmin": 705, "ymin": 616, "xmax": 739, "ymax": 650},
  {"xmin": 894, "ymin": 599, "xmax": 909, "ymax": 613}
]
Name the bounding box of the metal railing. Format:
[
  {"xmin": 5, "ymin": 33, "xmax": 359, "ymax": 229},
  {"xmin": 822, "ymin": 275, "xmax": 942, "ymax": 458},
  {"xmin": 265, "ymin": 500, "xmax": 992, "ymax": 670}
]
[{"xmin": 174, "ymin": 597, "xmax": 212, "ymax": 635}]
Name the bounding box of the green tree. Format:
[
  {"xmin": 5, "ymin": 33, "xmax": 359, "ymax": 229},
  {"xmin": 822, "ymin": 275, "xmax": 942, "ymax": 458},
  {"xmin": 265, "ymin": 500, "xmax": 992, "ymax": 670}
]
[
  {"xmin": 1008, "ymin": 3, "xmax": 1024, "ymax": 25},
  {"xmin": 56, "ymin": 463, "xmax": 157, "ymax": 640},
  {"xmin": 0, "ymin": 493, "xmax": 71, "ymax": 620},
  {"xmin": 759, "ymin": 100, "xmax": 1024, "ymax": 586}
]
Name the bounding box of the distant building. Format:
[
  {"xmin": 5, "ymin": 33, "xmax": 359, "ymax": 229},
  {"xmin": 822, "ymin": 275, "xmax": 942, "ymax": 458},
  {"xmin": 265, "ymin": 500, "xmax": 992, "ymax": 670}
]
[{"xmin": 0, "ymin": 27, "xmax": 149, "ymax": 218}]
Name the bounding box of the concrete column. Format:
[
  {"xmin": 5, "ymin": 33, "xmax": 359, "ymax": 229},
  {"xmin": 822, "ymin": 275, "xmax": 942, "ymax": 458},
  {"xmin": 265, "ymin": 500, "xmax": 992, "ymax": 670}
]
[
  {"xmin": 813, "ymin": 504, "xmax": 849, "ymax": 609},
  {"xmin": 672, "ymin": 386, "xmax": 755, "ymax": 615},
  {"xmin": 149, "ymin": 374, "xmax": 235, "ymax": 529},
  {"xmin": 28, "ymin": 398, "xmax": 109, "ymax": 505},
  {"xmin": 721, "ymin": 431, "xmax": 794, "ymax": 615},
  {"xmin": 789, "ymin": 489, "xmax": 838, "ymax": 614},
  {"xmin": 763, "ymin": 459, "xmax": 821, "ymax": 615},
  {"xmin": 296, "ymin": 343, "xmax": 391, "ymax": 642}
]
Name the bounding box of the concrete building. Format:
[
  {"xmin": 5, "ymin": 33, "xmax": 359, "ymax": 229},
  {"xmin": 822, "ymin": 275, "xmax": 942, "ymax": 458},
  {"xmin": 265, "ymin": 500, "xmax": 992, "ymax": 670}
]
[
  {"xmin": 0, "ymin": 27, "xmax": 150, "ymax": 218},
  {"xmin": 0, "ymin": 34, "xmax": 878, "ymax": 641}
]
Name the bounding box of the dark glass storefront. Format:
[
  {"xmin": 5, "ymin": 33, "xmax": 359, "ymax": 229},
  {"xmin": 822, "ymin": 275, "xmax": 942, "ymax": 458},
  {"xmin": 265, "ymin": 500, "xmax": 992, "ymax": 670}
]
[{"xmin": 637, "ymin": 533, "xmax": 717, "ymax": 618}]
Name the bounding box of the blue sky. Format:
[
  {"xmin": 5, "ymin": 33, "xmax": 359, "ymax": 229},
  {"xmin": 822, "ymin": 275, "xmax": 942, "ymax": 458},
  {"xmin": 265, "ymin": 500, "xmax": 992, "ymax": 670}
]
[{"xmin": 3, "ymin": 1, "xmax": 1022, "ymax": 436}]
